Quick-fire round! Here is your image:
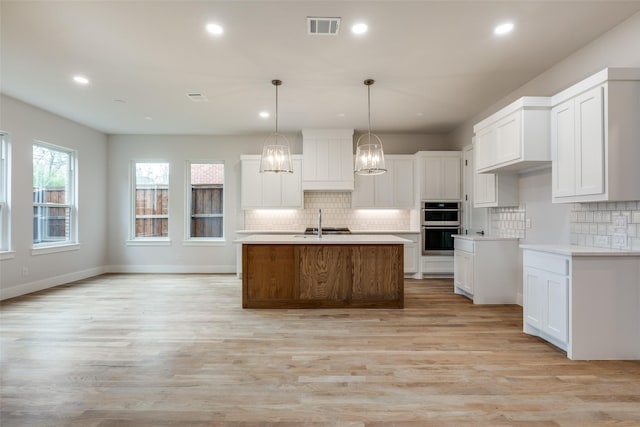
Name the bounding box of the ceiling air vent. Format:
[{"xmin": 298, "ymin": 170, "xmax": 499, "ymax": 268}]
[
  {"xmin": 186, "ymin": 93, "xmax": 208, "ymax": 102},
  {"xmin": 307, "ymin": 17, "xmax": 341, "ymax": 35}
]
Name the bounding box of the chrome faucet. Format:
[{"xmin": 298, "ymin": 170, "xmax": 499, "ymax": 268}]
[{"xmin": 318, "ymin": 209, "xmax": 322, "ymax": 238}]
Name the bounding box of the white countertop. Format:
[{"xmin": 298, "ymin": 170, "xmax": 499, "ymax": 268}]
[
  {"xmin": 453, "ymin": 234, "xmax": 520, "ymax": 242},
  {"xmin": 236, "ymin": 230, "xmax": 302, "ymax": 234},
  {"xmin": 236, "ymin": 230, "xmax": 419, "ymax": 234},
  {"xmin": 520, "ymin": 244, "xmax": 640, "ymax": 257},
  {"xmin": 234, "ymin": 234, "xmax": 411, "ymax": 245}
]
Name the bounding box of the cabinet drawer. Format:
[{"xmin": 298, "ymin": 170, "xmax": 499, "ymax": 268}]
[
  {"xmin": 422, "ymin": 255, "xmax": 454, "ymax": 273},
  {"xmin": 523, "ymin": 250, "xmax": 569, "ymax": 276},
  {"xmin": 454, "ymin": 238, "xmax": 474, "ymax": 253}
]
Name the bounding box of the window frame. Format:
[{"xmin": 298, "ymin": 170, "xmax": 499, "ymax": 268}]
[
  {"xmin": 129, "ymin": 160, "xmax": 171, "ymax": 243},
  {"xmin": 32, "ymin": 140, "xmax": 77, "ymax": 249},
  {"xmin": 0, "ymin": 132, "xmax": 12, "ymax": 256},
  {"xmin": 184, "ymin": 160, "xmax": 225, "ymax": 244}
]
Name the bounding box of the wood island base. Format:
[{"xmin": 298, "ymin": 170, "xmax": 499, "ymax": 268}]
[{"xmin": 242, "ymin": 243, "xmax": 404, "ymax": 309}]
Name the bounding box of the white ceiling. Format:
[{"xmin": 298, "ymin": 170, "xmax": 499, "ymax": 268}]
[{"xmin": 2, "ymin": 1, "xmax": 640, "ymax": 136}]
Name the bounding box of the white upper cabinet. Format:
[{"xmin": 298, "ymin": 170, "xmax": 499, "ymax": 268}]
[
  {"xmin": 418, "ymin": 151, "xmax": 461, "ymax": 201},
  {"xmin": 461, "ymin": 145, "xmax": 487, "ymax": 233},
  {"xmin": 550, "ymin": 68, "xmax": 640, "ymax": 203},
  {"xmin": 473, "ymin": 97, "xmax": 551, "ymax": 174},
  {"xmin": 241, "ymin": 155, "xmax": 303, "ymax": 209},
  {"xmin": 468, "ymin": 140, "xmax": 519, "ymax": 208},
  {"xmin": 302, "ymin": 129, "xmax": 354, "ymax": 191},
  {"xmin": 352, "ymin": 155, "xmax": 415, "ymax": 208}
]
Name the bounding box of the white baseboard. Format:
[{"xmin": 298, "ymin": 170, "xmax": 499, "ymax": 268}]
[
  {"xmin": 105, "ymin": 264, "xmax": 236, "ymax": 274},
  {"xmin": 0, "ymin": 266, "xmax": 106, "ymax": 301}
]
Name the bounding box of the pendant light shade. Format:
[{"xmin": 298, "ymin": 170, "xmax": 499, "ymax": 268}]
[
  {"xmin": 355, "ymin": 79, "xmax": 386, "ymax": 176},
  {"xmin": 260, "ymin": 79, "xmax": 293, "ymax": 174}
]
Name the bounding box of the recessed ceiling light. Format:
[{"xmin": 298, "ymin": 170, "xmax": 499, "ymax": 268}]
[
  {"xmin": 73, "ymin": 75, "xmax": 89, "ymax": 85},
  {"xmin": 206, "ymin": 23, "xmax": 224, "ymax": 35},
  {"xmin": 259, "ymin": 111, "xmax": 270, "ymax": 118},
  {"xmin": 416, "ymin": 112, "xmax": 424, "ymax": 117},
  {"xmin": 337, "ymin": 113, "xmax": 345, "ymax": 117},
  {"xmin": 114, "ymin": 99, "xmax": 126, "ymax": 104},
  {"xmin": 144, "ymin": 116, "xmax": 153, "ymax": 121},
  {"xmin": 494, "ymin": 22, "xmax": 514, "ymax": 35},
  {"xmin": 352, "ymin": 23, "xmax": 368, "ymax": 34}
]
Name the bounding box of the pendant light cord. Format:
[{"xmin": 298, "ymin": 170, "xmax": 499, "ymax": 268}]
[
  {"xmin": 367, "ymin": 83, "xmax": 371, "ymax": 135},
  {"xmin": 275, "ymin": 83, "xmax": 279, "ymax": 135}
]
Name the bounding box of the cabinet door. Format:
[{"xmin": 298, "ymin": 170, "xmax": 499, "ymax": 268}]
[
  {"xmin": 524, "ymin": 267, "xmax": 544, "ymax": 330},
  {"xmin": 421, "ymin": 156, "xmax": 443, "ymax": 200},
  {"xmin": 374, "ymin": 159, "xmax": 394, "ymax": 207},
  {"xmin": 302, "ymin": 138, "xmax": 319, "ymax": 182},
  {"xmin": 281, "ymin": 158, "xmax": 303, "ymax": 208},
  {"xmin": 394, "ymin": 159, "xmax": 415, "ymax": 208},
  {"xmin": 574, "ymin": 86, "xmax": 605, "ymax": 197},
  {"xmin": 352, "ymin": 173, "xmax": 375, "ymax": 207},
  {"xmin": 462, "ymin": 146, "xmax": 487, "ymax": 231},
  {"xmin": 403, "ymin": 243, "xmax": 418, "ymax": 273},
  {"xmin": 261, "ymin": 172, "xmax": 282, "ymax": 207},
  {"xmin": 454, "ymin": 250, "xmax": 474, "ymax": 295},
  {"xmin": 441, "ymin": 156, "xmax": 461, "ymax": 200},
  {"xmin": 551, "ymin": 99, "xmax": 576, "ymax": 198},
  {"xmin": 496, "ymin": 112, "xmax": 522, "ymax": 164},
  {"xmin": 241, "ymin": 159, "xmax": 263, "ymax": 208},
  {"xmin": 545, "ymin": 273, "xmax": 569, "ymax": 343},
  {"xmin": 475, "ymin": 126, "xmax": 496, "ymax": 171},
  {"xmin": 474, "ymin": 173, "xmax": 496, "ymax": 206}
]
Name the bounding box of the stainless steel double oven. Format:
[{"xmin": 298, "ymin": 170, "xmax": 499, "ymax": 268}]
[{"xmin": 421, "ymin": 201, "xmax": 461, "ymax": 255}]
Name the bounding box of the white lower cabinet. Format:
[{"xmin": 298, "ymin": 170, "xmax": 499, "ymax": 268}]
[
  {"xmin": 453, "ymin": 249, "xmax": 474, "ymax": 295},
  {"xmin": 453, "ymin": 236, "xmax": 519, "ymax": 304},
  {"xmin": 522, "ymin": 247, "xmax": 640, "ymax": 360},
  {"xmin": 394, "ymin": 233, "xmax": 419, "ymax": 276},
  {"xmin": 422, "ymin": 255, "xmax": 454, "ymax": 276},
  {"xmin": 523, "ymin": 261, "xmax": 569, "ymax": 346}
]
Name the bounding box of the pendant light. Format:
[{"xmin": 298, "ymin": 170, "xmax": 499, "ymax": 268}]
[
  {"xmin": 260, "ymin": 79, "xmax": 293, "ymax": 173},
  {"xmin": 354, "ymin": 78, "xmax": 386, "ymax": 175}
]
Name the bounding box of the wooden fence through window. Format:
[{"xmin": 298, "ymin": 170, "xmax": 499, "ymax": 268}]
[
  {"xmin": 33, "ymin": 187, "xmax": 68, "ymax": 242},
  {"xmin": 191, "ymin": 184, "xmax": 223, "ymax": 238},
  {"xmin": 135, "ymin": 186, "xmax": 169, "ymax": 237}
]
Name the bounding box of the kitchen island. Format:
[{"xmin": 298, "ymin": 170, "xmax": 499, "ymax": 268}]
[{"xmin": 236, "ymin": 234, "xmax": 409, "ymax": 309}]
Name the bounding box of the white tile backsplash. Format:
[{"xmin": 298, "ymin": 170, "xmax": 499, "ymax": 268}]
[
  {"xmin": 244, "ymin": 191, "xmax": 412, "ymax": 231},
  {"xmin": 489, "ymin": 205, "xmax": 526, "ymax": 238},
  {"xmin": 570, "ymin": 201, "xmax": 640, "ymax": 249}
]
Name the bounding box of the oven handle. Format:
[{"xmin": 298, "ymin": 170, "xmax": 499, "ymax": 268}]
[
  {"xmin": 422, "ymin": 208, "xmax": 459, "ymax": 212},
  {"xmin": 422, "ymin": 226, "xmax": 461, "ymax": 230}
]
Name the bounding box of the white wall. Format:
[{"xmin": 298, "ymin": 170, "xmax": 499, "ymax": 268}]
[
  {"xmin": 106, "ymin": 134, "xmax": 298, "ymax": 272},
  {"xmin": 0, "ymin": 95, "xmax": 108, "ymax": 299}
]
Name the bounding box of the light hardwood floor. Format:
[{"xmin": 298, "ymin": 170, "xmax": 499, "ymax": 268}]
[{"xmin": 1, "ymin": 274, "xmax": 639, "ymax": 426}]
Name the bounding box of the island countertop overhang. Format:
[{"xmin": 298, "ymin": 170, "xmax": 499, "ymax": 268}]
[{"xmin": 234, "ymin": 234, "xmax": 411, "ymax": 245}]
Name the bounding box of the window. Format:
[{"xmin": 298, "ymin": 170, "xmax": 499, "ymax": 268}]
[
  {"xmin": 132, "ymin": 162, "xmax": 169, "ymax": 239},
  {"xmin": 0, "ymin": 132, "xmax": 10, "ymax": 252},
  {"xmin": 187, "ymin": 161, "xmax": 224, "ymax": 240},
  {"xmin": 33, "ymin": 142, "xmax": 76, "ymax": 246}
]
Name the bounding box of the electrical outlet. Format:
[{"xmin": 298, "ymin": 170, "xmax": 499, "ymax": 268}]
[
  {"xmin": 612, "ymin": 233, "xmax": 628, "ymax": 248},
  {"xmin": 21, "ymin": 267, "xmax": 29, "ymax": 276}
]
